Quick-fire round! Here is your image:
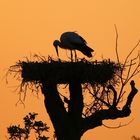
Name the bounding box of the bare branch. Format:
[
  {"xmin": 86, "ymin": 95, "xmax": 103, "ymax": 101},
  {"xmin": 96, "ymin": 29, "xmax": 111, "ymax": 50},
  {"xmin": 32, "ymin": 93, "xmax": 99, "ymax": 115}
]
[
  {"xmin": 115, "ymin": 37, "xmax": 140, "ymax": 104},
  {"xmin": 114, "ymin": 24, "xmax": 120, "ymax": 64},
  {"xmin": 87, "ymin": 86, "xmax": 111, "ymax": 108},
  {"xmin": 123, "ymin": 39, "xmax": 140, "ymax": 68},
  {"xmin": 102, "ymin": 119, "xmax": 134, "ymax": 129},
  {"xmin": 107, "ymin": 85, "xmax": 117, "ymax": 107},
  {"xmin": 124, "ymin": 52, "xmax": 140, "ymax": 84}
]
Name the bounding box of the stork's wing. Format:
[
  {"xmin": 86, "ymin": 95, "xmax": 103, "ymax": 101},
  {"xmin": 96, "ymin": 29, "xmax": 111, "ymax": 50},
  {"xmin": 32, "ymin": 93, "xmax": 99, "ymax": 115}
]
[
  {"xmin": 61, "ymin": 32, "xmax": 87, "ymax": 45},
  {"xmin": 74, "ymin": 32, "xmax": 87, "ymax": 44},
  {"xmin": 77, "ymin": 34, "xmax": 87, "ymax": 44}
]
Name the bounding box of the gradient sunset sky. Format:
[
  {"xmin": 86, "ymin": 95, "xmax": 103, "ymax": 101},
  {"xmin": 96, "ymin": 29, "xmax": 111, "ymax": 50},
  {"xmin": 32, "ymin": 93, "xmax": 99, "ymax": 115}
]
[{"xmin": 0, "ymin": 0, "xmax": 140, "ymax": 139}]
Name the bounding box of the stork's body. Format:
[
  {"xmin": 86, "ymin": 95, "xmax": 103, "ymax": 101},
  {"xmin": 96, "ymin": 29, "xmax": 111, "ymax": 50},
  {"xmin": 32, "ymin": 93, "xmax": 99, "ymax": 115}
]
[{"xmin": 53, "ymin": 32, "xmax": 94, "ymax": 61}]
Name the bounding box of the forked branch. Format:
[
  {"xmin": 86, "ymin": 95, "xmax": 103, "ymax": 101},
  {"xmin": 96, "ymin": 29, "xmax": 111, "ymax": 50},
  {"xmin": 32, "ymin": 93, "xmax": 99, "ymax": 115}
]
[{"xmin": 114, "ymin": 25, "xmax": 140, "ymax": 105}]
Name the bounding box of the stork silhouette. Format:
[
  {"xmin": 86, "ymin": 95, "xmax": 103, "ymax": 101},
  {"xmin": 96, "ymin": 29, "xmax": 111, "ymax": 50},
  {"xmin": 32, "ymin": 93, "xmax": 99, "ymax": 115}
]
[{"xmin": 53, "ymin": 32, "xmax": 94, "ymax": 61}]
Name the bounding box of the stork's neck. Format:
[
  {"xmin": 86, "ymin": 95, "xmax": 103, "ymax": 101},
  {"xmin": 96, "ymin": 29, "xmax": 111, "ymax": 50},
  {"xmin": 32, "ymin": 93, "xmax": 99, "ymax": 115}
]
[{"xmin": 57, "ymin": 41, "xmax": 62, "ymax": 47}]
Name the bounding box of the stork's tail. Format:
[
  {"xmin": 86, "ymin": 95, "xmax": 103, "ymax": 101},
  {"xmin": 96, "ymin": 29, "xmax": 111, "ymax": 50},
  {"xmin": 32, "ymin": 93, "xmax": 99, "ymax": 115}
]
[{"xmin": 80, "ymin": 45, "xmax": 94, "ymax": 57}]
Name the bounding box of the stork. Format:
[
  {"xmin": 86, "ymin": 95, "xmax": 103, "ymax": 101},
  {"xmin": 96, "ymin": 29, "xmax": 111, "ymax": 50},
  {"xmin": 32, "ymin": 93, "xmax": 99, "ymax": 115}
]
[{"xmin": 53, "ymin": 32, "xmax": 94, "ymax": 61}]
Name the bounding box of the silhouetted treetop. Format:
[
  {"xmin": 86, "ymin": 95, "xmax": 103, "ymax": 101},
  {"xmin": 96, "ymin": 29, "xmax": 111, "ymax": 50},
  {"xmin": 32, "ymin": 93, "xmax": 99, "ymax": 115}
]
[{"xmin": 8, "ymin": 27, "xmax": 140, "ymax": 140}]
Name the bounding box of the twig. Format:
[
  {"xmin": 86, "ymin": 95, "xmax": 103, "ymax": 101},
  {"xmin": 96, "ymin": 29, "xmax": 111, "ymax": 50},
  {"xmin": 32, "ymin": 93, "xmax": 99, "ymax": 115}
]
[
  {"xmin": 103, "ymin": 119, "xmax": 134, "ymax": 129},
  {"xmin": 114, "ymin": 24, "xmax": 120, "ymax": 64}
]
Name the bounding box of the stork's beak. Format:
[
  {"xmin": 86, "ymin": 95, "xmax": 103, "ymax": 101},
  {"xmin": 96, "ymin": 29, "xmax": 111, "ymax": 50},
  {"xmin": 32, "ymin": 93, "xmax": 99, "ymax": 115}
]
[{"xmin": 55, "ymin": 45, "xmax": 59, "ymax": 57}]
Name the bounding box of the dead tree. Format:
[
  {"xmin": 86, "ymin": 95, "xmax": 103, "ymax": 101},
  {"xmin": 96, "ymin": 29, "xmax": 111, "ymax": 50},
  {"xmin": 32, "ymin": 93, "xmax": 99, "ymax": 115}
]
[
  {"xmin": 8, "ymin": 56, "xmax": 139, "ymax": 140},
  {"xmin": 8, "ymin": 31, "xmax": 140, "ymax": 140}
]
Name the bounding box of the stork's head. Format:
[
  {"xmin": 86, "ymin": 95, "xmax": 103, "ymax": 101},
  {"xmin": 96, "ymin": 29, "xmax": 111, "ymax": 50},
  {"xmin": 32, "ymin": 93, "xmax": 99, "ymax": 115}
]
[{"xmin": 53, "ymin": 40, "xmax": 61, "ymax": 57}]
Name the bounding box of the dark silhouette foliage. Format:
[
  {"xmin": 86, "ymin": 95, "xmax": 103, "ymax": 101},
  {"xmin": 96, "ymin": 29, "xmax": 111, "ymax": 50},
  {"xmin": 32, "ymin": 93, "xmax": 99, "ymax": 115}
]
[{"xmin": 7, "ymin": 112, "xmax": 49, "ymax": 140}]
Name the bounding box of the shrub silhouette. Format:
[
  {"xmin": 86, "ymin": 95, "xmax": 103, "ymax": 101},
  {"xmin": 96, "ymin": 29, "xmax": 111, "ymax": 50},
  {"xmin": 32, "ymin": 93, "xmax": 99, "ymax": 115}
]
[{"xmin": 7, "ymin": 112, "xmax": 49, "ymax": 140}]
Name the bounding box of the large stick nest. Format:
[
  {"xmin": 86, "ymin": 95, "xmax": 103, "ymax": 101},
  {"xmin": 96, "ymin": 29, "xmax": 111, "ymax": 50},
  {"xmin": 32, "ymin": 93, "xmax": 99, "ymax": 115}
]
[{"xmin": 18, "ymin": 58, "xmax": 122, "ymax": 85}]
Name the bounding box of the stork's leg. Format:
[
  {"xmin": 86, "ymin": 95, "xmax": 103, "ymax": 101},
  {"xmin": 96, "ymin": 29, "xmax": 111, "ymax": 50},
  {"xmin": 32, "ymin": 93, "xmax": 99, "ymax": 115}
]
[
  {"xmin": 74, "ymin": 50, "xmax": 77, "ymax": 62},
  {"xmin": 70, "ymin": 50, "xmax": 73, "ymax": 62},
  {"xmin": 57, "ymin": 55, "xmax": 61, "ymax": 62}
]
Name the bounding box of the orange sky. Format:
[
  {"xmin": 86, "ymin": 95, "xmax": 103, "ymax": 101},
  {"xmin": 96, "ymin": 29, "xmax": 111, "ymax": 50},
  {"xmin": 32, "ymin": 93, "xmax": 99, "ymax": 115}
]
[{"xmin": 0, "ymin": 0, "xmax": 140, "ymax": 139}]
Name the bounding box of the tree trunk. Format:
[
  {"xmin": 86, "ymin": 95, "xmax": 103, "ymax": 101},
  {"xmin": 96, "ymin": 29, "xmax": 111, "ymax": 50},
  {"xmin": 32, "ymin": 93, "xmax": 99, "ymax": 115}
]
[
  {"xmin": 41, "ymin": 81, "xmax": 82, "ymax": 140},
  {"xmin": 40, "ymin": 80, "xmax": 138, "ymax": 140}
]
